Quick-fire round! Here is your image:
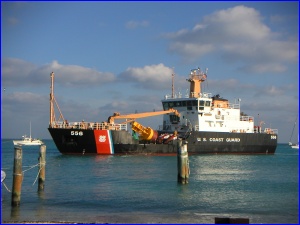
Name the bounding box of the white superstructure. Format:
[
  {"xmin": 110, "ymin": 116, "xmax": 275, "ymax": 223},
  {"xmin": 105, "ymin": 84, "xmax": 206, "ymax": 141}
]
[{"xmin": 160, "ymin": 68, "xmax": 277, "ymax": 135}]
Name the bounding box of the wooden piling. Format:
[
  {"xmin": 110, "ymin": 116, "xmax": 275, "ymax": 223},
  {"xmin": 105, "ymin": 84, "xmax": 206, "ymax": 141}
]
[
  {"xmin": 11, "ymin": 146, "xmax": 23, "ymax": 206},
  {"xmin": 38, "ymin": 144, "xmax": 46, "ymax": 192},
  {"xmin": 177, "ymin": 139, "xmax": 189, "ymax": 184}
]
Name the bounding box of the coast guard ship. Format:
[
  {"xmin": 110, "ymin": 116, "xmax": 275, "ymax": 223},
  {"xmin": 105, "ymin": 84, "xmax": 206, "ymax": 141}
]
[{"xmin": 48, "ymin": 68, "xmax": 278, "ymax": 155}]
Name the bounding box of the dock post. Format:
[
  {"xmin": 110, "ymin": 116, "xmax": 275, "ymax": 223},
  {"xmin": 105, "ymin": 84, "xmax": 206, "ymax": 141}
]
[
  {"xmin": 11, "ymin": 146, "xmax": 23, "ymax": 206},
  {"xmin": 177, "ymin": 139, "xmax": 189, "ymax": 184},
  {"xmin": 38, "ymin": 144, "xmax": 46, "ymax": 192}
]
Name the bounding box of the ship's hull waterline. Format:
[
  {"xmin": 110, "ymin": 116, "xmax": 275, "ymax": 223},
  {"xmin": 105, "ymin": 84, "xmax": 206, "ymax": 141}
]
[{"xmin": 48, "ymin": 128, "xmax": 277, "ymax": 155}]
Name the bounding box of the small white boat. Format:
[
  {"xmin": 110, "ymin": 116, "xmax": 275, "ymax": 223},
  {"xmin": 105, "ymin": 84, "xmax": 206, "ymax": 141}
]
[
  {"xmin": 1, "ymin": 170, "xmax": 6, "ymax": 183},
  {"xmin": 291, "ymin": 144, "xmax": 299, "ymax": 149},
  {"xmin": 13, "ymin": 135, "xmax": 43, "ymax": 146},
  {"xmin": 13, "ymin": 122, "xmax": 43, "ymax": 146},
  {"xmin": 288, "ymin": 118, "xmax": 298, "ymax": 149}
]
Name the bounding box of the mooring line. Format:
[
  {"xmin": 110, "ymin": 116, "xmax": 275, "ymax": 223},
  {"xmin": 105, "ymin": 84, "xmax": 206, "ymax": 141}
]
[
  {"xmin": 22, "ymin": 163, "xmax": 40, "ymax": 173},
  {"xmin": 2, "ymin": 181, "xmax": 11, "ymax": 192},
  {"xmin": 32, "ymin": 166, "xmax": 44, "ymax": 186}
]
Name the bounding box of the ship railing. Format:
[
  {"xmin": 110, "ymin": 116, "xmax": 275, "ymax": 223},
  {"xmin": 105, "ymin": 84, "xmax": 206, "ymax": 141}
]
[
  {"xmin": 51, "ymin": 121, "xmax": 127, "ymax": 131},
  {"xmin": 263, "ymin": 128, "xmax": 278, "ymax": 134},
  {"xmin": 201, "ymin": 92, "xmax": 212, "ymax": 98},
  {"xmin": 179, "ymin": 124, "xmax": 278, "ymax": 134},
  {"xmin": 194, "ymin": 125, "xmax": 247, "ymax": 132},
  {"xmin": 164, "ymin": 93, "xmax": 189, "ymax": 99},
  {"xmin": 216, "ymin": 115, "xmax": 242, "ymax": 121},
  {"xmin": 164, "ymin": 92, "xmax": 212, "ymax": 99},
  {"xmin": 191, "ymin": 92, "xmax": 212, "ymax": 98},
  {"xmin": 197, "ymin": 124, "xmax": 253, "ymax": 133},
  {"xmin": 93, "ymin": 122, "xmax": 127, "ymax": 131},
  {"xmin": 228, "ymin": 103, "xmax": 240, "ymax": 109},
  {"xmin": 240, "ymin": 116, "xmax": 254, "ymax": 122},
  {"xmin": 189, "ymin": 72, "xmax": 207, "ymax": 81}
]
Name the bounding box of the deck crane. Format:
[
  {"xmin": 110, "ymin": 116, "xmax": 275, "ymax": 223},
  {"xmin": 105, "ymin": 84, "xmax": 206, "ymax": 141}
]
[
  {"xmin": 107, "ymin": 108, "xmax": 180, "ymax": 142},
  {"xmin": 107, "ymin": 108, "xmax": 180, "ymax": 124}
]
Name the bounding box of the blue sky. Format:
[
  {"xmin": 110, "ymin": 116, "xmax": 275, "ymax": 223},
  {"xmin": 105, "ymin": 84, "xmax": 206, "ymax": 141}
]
[{"xmin": 1, "ymin": 1, "xmax": 299, "ymax": 143}]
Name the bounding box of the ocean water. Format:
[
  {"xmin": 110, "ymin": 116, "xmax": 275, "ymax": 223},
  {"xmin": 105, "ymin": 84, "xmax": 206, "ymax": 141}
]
[{"xmin": 1, "ymin": 140, "xmax": 298, "ymax": 224}]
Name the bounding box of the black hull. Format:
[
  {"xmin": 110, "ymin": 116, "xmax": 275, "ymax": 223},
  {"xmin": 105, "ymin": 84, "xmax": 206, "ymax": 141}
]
[{"xmin": 48, "ymin": 128, "xmax": 277, "ymax": 155}]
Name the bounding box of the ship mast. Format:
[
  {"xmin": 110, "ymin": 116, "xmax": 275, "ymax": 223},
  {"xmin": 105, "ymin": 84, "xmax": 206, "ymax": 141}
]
[
  {"xmin": 289, "ymin": 117, "xmax": 298, "ymax": 145},
  {"xmin": 49, "ymin": 72, "xmax": 65, "ymax": 128},
  {"xmin": 187, "ymin": 67, "xmax": 207, "ymax": 98},
  {"xmin": 171, "ymin": 73, "xmax": 175, "ymax": 98},
  {"xmin": 29, "ymin": 121, "xmax": 32, "ymax": 139},
  {"xmin": 50, "ymin": 72, "xmax": 54, "ymax": 127}
]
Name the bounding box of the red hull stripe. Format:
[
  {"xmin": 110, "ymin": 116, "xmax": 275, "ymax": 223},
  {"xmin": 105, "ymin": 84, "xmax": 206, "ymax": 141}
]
[{"xmin": 94, "ymin": 130, "xmax": 114, "ymax": 154}]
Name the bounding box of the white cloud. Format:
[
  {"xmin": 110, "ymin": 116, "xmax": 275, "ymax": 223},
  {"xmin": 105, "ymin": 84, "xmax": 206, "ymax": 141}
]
[
  {"xmin": 239, "ymin": 63, "xmax": 286, "ymax": 73},
  {"xmin": 254, "ymin": 85, "xmax": 284, "ymax": 97},
  {"xmin": 163, "ymin": 28, "xmax": 189, "ymax": 38},
  {"xmin": 203, "ymin": 5, "xmax": 271, "ymax": 41},
  {"xmin": 164, "ymin": 5, "xmax": 298, "ymax": 73},
  {"xmin": 169, "ymin": 42, "xmax": 214, "ymax": 59},
  {"xmin": 2, "ymin": 92, "xmax": 48, "ymax": 122},
  {"xmin": 37, "ymin": 60, "xmax": 116, "ymax": 87},
  {"xmin": 119, "ymin": 63, "xmax": 174, "ymax": 89},
  {"xmin": 2, "ymin": 58, "xmax": 116, "ymax": 87},
  {"xmin": 2, "ymin": 58, "xmax": 36, "ymax": 78},
  {"xmin": 3, "ymin": 91, "xmax": 46, "ymax": 106}
]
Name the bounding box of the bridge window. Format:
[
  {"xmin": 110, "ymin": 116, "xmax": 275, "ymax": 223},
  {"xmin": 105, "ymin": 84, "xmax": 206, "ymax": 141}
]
[
  {"xmin": 205, "ymin": 101, "xmax": 211, "ymax": 107},
  {"xmin": 199, "ymin": 100, "xmax": 204, "ymax": 110},
  {"xmin": 174, "ymin": 101, "xmax": 182, "ymax": 107},
  {"xmin": 187, "ymin": 101, "xmax": 192, "ymax": 110},
  {"xmin": 163, "ymin": 102, "xmax": 169, "ymax": 110},
  {"xmin": 168, "ymin": 102, "xmax": 174, "ymax": 108},
  {"xmin": 187, "ymin": 100, "xmax": 197, "ymax": 110},
  {"xmin": 170, "ymin": 115, "xmax": 180, "ymax": 124}
]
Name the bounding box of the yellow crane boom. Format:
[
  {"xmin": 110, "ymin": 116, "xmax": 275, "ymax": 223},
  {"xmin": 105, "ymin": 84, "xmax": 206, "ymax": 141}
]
[{"xmin": 107, "ymin": 108, "xmax": 180, "ymax": 124}]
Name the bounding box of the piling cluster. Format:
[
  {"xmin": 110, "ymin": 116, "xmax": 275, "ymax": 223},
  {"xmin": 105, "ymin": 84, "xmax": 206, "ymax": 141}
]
[{"xmin": 11, "ymin": 145, "xmax": 46, "ymax": 206}]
